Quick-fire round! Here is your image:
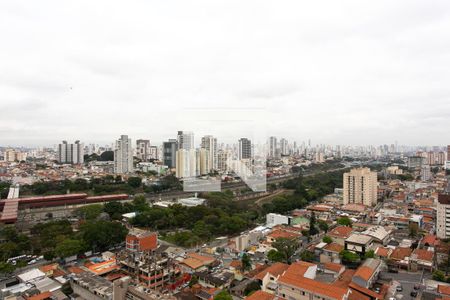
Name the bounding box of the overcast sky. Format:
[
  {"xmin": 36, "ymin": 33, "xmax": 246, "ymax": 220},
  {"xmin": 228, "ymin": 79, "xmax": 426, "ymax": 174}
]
[{"xmin": 1, "ymin": 1, "xmax": 450, "ymax": 147}]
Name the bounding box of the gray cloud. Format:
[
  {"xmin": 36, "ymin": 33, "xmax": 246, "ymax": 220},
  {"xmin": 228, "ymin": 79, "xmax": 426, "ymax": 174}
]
[{"xmin": 0, "ymin": 0, "xmax": 450, "ymax": 147}]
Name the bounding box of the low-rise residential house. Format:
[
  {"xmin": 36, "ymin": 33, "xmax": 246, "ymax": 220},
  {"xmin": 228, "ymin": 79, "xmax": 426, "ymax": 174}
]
[
  {"xmin": 374, "ymin": 246, "xmax": 392, "ymax": 259},
  {"xmin": 245, "ymin": 290, "xmax": 275, "ymax": 300},
  {"xmin": 328, "ymin": 226, "xmax": 353, "ymax": 246},
  {"xmin": 320, "ymin": 243, "xmax": 344, "ymax": 263},
  {"xmin": 421, "ymin": 234, "xmax": 439, "ymax": 248},
  {"xmin": 253, "ymin": 262, "xmax": 290, "ymax": 294},
  {"xmin": 409, "ymin": 248, "xmax": 434, "ymax": 271},
  {"xmin": 277, "ymin": 262, "xmax": 350, "ymax": 300},
  {"xmin": 266, "ymin": 229, "xmax": 301, "ymax": 244},
  {"xmin": 194, "ymin": 271, "xmax": 234, "ymax": 289},
  {"xmin": 323, "ymin": 262, "xmax": 345, "ymax": 278},
  {"xmin": 362, "ymin": 226, "xmax": 391, "ymax": 246},
  {"xmin": 389, "ymin": 247, "xmax": 413, "ymax": 269},
  {"xmin": 345, "ymin": 234, "xmax": 374, "ymax": 256},
  {"xmin": 351, "ymin": 258, "xmax": 381, "ymax": 289},
  {"xmin": 179, "ymin": 253, "xmax": 217, "ymax": 273}
]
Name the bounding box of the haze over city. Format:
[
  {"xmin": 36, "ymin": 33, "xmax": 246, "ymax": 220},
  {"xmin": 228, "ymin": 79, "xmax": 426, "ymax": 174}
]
[{"xmin": 1, "ymin": 1, "xmax": 450, "ymax": 146}]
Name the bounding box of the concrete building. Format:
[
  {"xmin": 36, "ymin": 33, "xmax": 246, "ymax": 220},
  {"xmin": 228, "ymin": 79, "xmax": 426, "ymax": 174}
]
[
  {"xmin": 57, "ymin": 140, "xmax": 84, "ymax": 164},
  {"xmin": 163, "ymin": 139, "xmax": 177, "ymax": 168},
  {"xmin": 238, "ymin": 138, "xmax": 252, "ymax": 160},
  {"xmin": 201, "ymin": 135, "xmax": 217, "ymax": 171},
  {"xmin": 343, "ymin": 167, "xmax": 378, "ymax": 206},
  {"xmin": 114, "ymin": 135, "xmax": 133, "ymax": 174},
  {"xmin": 136, "ymin": 139, "xmax": 151, "ymax": 161},
  {"xmin": 436, "ymin": 194, "xmax": 450, "ymax": 239},
  {"xmin": 421, "ymin": 165, "xmax": 432, "ymax": 181},
  {"xmin": 408, "ymin": 156, "xmax": 424, "ymax": 170},
  {"xmin": 269, "ymin": 136, "xmax": 277, "ymax": 158},
  {"xmin": 266, "ymin": 213, "xmax": 291, "ymax": 227},
  {"xmin": 280, "ymin": 138, "xmax": 288, "ymax": 156},
  {"xmin": 217, "ymin": 149, "xmax": 231, "ymax": 173},
  {"xmin": 177, "ymin": 131, "xmax": 194, "ymax": 150},
  {"xmin": 126, "ymin": 229, "xmax": 158, "ymax": 252},
  {"xmin": 3, "ymin": 149, "xmax": 27, "ymax": 162}
]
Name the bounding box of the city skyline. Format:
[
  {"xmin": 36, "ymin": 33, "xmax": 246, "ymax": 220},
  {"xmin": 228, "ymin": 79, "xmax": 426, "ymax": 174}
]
[{"xmin": 1, "ymin": 1, "xmax": 450, "ymax": 146}]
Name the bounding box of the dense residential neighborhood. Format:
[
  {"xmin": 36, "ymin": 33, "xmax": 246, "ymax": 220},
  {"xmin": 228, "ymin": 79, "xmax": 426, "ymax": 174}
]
[{"xmin": 1, "ymin": 142, "xmax": 449, "ymax": 300}]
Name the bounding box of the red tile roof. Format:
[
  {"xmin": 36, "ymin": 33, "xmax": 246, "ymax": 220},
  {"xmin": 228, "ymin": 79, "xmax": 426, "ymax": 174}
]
[
  {"xmin": 279, "ymin": 274, "xmax": 348, "ymax": 300},
  {"xmin": 412, "ymin": 248, "xmax": 434, "ymax": 262},
  {"xmin": 329, "ymin": 226, "xmax": 353, "ymax": 239},
  {"xmin": 390, "ymin": 247, "xmax": 412, "ymax": 260},
  {"xmin": 375, "ymin": 247, "xmax": 391, "ymax": 257},
  {"xmin": 354, "ymin": 266, "xmax": 374, "ymax": 281},
  {"xmin": 324, "ymin": 262, "xmax": 344, "ymax": 273},
  {"xmin": 245, "ymin": 290, "xmax": 275, "ymax": 300},
  {"xmin": 254, "ymin": 262, "xmax": 289, "ymax": 281},
  {"xmin": 324, "ymin": 242, "xmax": 344, "ymax": 253},
  {"xmin": 438, "ymin": 285, "xmax": 450, "ymax": 296}
]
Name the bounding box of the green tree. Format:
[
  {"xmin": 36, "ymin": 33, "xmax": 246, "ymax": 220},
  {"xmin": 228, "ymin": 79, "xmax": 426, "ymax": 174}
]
[
  {"xmin": 214, "ymin": 290, "xmax": 233, "ymax": 300},
  {"xmin": 322, "ymin": 236, "xmax": 332, "ymax": 244},
  {"xmin": 128, "ymin": 177, "xmax": 142, "ymax": 188},
  {"xmin": 299, "ymin": 250, "xmax": 315, "ymax": 262},
  {"xmin": 74, "ymin": 204, "xmax": 103, "ymax": 220},
  {"xmin": 241, "ymin": 253, "xmax": 252, "ymax": 271},
  {"xmin": 99, "ymin": 151, "xmax": 114, "ymax": 161},
  {"xmin": 337, "ymin": 217, "xmax": 353, "ymax": 227},
  {"xmin": 0, "ymin": 262, "xmax": 15, "ymax": 274},
  {"xmin": 55, "ymin": 239, "xmax": 84, "ymax": 258},
  {"xmin": 132, "ymin": 195, "xmax": 148, "ymax": 212},
  {"xmin": 189, "ymin": 275, "xmax": 199, "ymax": 287},
  {"xmin": 364, "ymin": 249, "xmax": 375, "ymax": 259},
  {"xmin": 0, "ymin": 242, "xmax": 19, "ymax": 261},
  {"xmin": 103, "ymin": 201, "xmax": 129, "ymax": 220},
  {"xmin": 309, "ymin": 212, "xmax": 319, "ymax": 236},
  {"xmin": 318, "ymin": 220, "xmax": 329, "ymax": 232},
  {"xmin": 267, "ymin": 249, "xmax": 284, "ymax": 262},
  {"xmin": 272, "ymin": 238, "xmax": 298, "ymax": 263},
  {"xmin": 433, "ymin": 270, "xmax": 446, "ymax": 282},
  {"xmin": 80, "ymin": 221, "xmax": 128, "ymax": 251},
  {"xmin": 340, "ymin": 250, "xmax": 360, "ymax": 265}
]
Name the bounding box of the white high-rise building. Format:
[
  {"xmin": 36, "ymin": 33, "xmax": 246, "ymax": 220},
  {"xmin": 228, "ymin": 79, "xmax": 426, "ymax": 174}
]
[
  {"xmin": 280, "ymin": 138, "xmax": 288, "ymax": 156},
  {"xmin": 343, "ymin": 167, "xmax": 378, "ymax": 206},
  {"xmin": 177, "ymin": 131, "xmax": 194, "ymax": 150},
  {"xmin": 201, "ymin": 135, "xmax": 217, "ymax": 171},
  {"xmin": 437, "ymin": 194, "xmax": 450, "ymax": 239},
  {"xmin": 176, "ymin": 148, "xmax": 209, "ymax": 178},
  {"xmin": 57, "ymin": 140, "xmax": 84, "ymax": 164},
  {"xmin": 114, "ymin": 135, "xmax": 133, "ymax": 174},
  {"xmin": 269, "ymin": 136, "xmax": 277, "ymax": 158}
]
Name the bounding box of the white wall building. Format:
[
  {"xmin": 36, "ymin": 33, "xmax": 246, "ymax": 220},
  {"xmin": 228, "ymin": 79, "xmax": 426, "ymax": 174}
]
[
  {"xmin": 266, "ymin": 213, "xmax": 291, "ymax": 228},
  {"xmin": 57, "ymin": 140, "xmax": 84, "ymax": 164},
  {"xmin": 114, "ymin": 135, "xmax": 133, "ymax": 174}
]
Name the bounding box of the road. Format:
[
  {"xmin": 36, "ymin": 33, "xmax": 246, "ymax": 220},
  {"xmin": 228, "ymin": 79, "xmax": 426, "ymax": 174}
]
[{"xmin": 379, "ymin": 270, "xmax": 428, "ymax": 299}]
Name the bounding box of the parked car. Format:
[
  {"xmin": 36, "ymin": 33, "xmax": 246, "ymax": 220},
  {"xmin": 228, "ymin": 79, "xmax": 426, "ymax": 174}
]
[
  {"xmin": 396, "ymin": 285, "xmax": 403, "ymax": 292},
  {"xmin": 410, "ymin": 291, "xmax": 418, "ymax": 297}
]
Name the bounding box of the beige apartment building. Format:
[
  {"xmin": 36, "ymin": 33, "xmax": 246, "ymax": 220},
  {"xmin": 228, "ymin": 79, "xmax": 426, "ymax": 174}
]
[
  {"xmin": 343, "ymin": 167, "xmax": 378, "ymax": 206},
  {"xmin": 436, "ymin": 194, "xmax": 450, "ymax": 239}
]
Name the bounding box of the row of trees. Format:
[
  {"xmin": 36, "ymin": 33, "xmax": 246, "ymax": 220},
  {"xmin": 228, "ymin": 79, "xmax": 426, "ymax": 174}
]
[
  {"xmin": 0, "ymin": 219, "xmax": 128, "ymax": 274},
  {"xmin": 18, "ymin": 174, "xmax": 181, "ymax": 196},
  {"xmin": 261, "ymin": 170, "xmax": 346, "ymax": 216},
  {"xmin": 128, "ymin": 192, "xmax": 258, "ymax": 247}
]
